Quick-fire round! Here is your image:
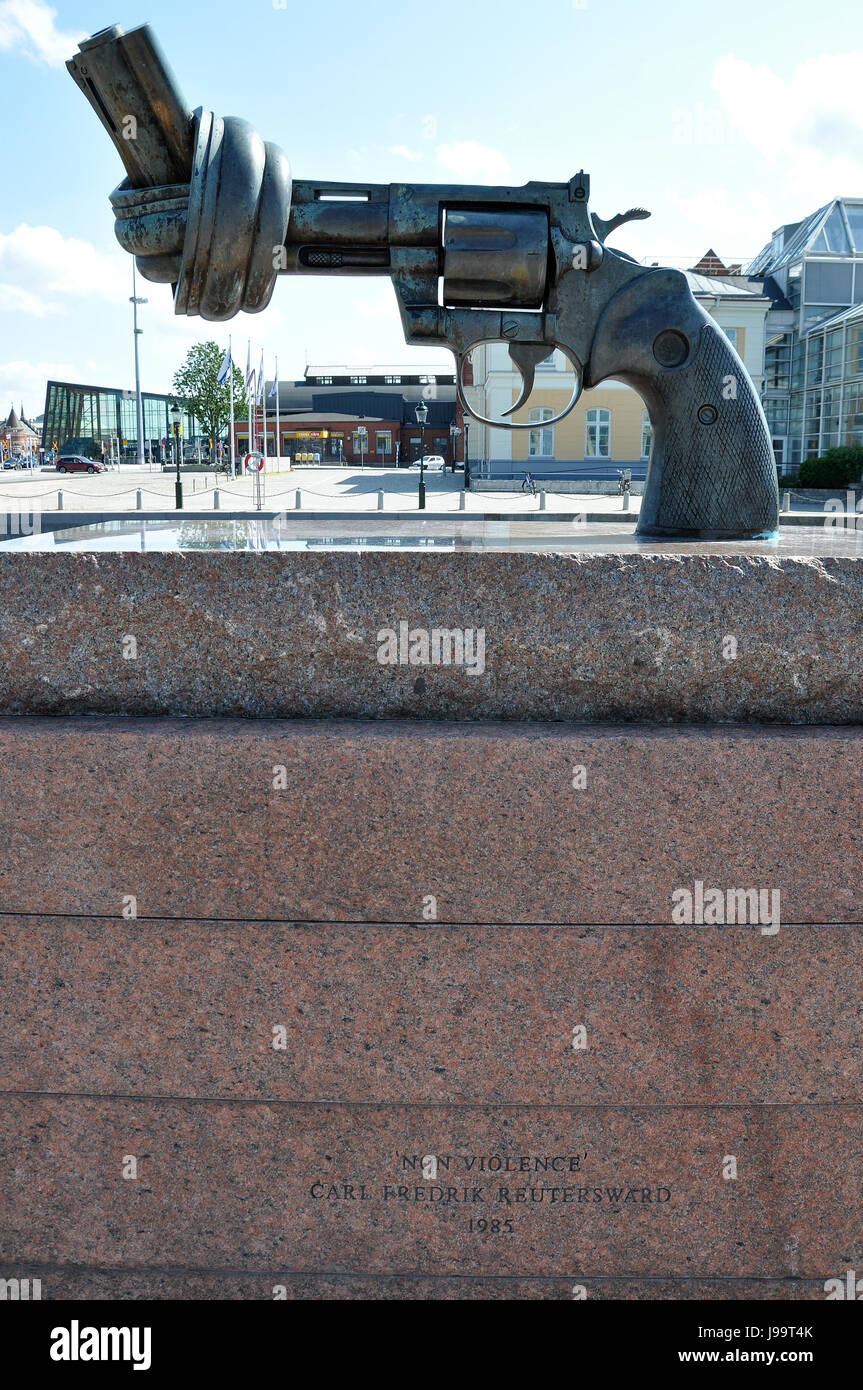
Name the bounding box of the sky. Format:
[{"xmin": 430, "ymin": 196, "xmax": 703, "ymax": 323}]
[{"xmin": 1, "ymin": 0, "xmax": 862, "ymax": 420}]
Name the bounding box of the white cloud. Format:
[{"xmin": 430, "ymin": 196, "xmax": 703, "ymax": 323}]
[
  {"xmin": 436, "ymin": 141, "xmax": 511, "ymax": 185},
  {"xmin": 349, "ymin": 284, "xmax": 399, "ymax": 323},
  {"xmin": 712, "ymin": 52, "xmax": 863, "ymax": 200},
  {"xmin": 0, "ymin": 283, "xmax": 54, "ymax": 317},
  {"xmin": 390, "ymin": 145, "xmax": 423, "ymax": 162},
  {"xmin": 659, "ymin": 187, "xmax": 774, "ymax": 265},
  {"xmin": 0, "ymin": 224, "xmax": 128, "ymax": 315},
  {"xmin": 0, "ymin": 356, "xmax": 105, "ymax": 417},
  {"xmin": 0, "ymin": 0, "xmax": 86, "ymax": 67}
]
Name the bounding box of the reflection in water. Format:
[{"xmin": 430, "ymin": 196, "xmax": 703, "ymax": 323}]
[{"xmin": 1, "ymin": 515, "xmax": 863, "ymax": 557}]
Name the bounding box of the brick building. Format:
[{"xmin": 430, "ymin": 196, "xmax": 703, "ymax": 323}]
[{"xmin": 235, "ymin": 363, "xmax": 461, "ymax": 465}]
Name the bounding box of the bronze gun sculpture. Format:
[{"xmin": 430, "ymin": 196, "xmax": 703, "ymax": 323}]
[{"xmin": 68, "ymin": 23, "xmax": 778, "ymax": 538}]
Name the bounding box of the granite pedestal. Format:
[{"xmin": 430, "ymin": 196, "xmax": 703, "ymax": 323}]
[{"xmin": 0, "ymin": 533, "xmax": 860, "ymax": 1299}]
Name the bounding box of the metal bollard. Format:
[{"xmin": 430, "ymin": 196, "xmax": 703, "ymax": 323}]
[
  {"xmin": 213, "ymin": 489, "xmax": 220, "ymax": 510},
  {"xmin": 377, "ymin": 489, "xmax": 384, "ymax": 510},
  {"xmin": 459, "ymin": 490, "xmax": 466, "ymax": 510},
  {"xmin": 622, "ymin": 490, "xmax": 630, "ymax": 511},
  {"xmin": 539, "ymin": 489, "xmax": 547, "ymax": 510},
  {"xmin": 57, "ymin": 491, "xmax": 63, "ymax": 510},
  {"xmin": 781, "ymin": 490, "xmax": 790, "ymax": 513},
  {"xmin": 136, "ymin": 490, "xmax": 142, "ymax": 509},
  {"xmin": 296, "ymin": 489, "xmax": 302, "ymax": 509},
  {"xmin": 192, "ymin": 478, "xmax": 196, "ymax": 493}
]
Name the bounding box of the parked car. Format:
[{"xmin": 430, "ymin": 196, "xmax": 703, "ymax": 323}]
[
  {"xmin": 56, "ymin": 455, "xmax": 103, "ymax": 474},
  {"xmin": 408, "ymin": 455, "xmax": 446, "ymax": 472}
]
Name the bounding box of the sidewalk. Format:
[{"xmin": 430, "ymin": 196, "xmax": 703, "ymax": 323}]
[{"xmin": 0, "ymin": 465, "xmax": 641, "ymax": 516}]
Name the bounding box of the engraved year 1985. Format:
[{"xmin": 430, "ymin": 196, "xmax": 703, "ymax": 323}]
[{"xmin": 469, "ymin": 1218, "xmax": 515, "ymax": 1235}]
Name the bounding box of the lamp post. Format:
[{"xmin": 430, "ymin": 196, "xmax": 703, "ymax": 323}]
[
  {"xmin": 463, "ymin": 417, "xmax": 471, "ymax": 489},
  {"xmin": 130, "ymin": 261, "xmax": 148, "ymax": 469},
  {"xmin": 171, "ymin": 403, "xmax": 183, "ymax": 509},
  {"xmin": 449, "ymin": 423, "xmax": 461, "ymax": 475},
  {"xmin": 415, "ymin": 399, "xmax": 428, "ymax": 510}
]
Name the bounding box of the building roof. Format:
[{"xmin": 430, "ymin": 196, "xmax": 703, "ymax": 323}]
[
  {"xmin": 801, "ymin": 299, "xmax": 863, "ymax": 336},
  {"xmin": 268, "ymin": 411, "xmax": 390, "ymax": 424},
  {"xmin": 747, "ymin": 198, "xmax": 863, "ymax": 274},
  {"xmin": 5, "ymin": 406, "xmax": 21, "ymax": 429},
  {"xmin": 684, "ymin": 271, "xmax": 769, "ymax": 299},
  {"xmin": 305, "ymin": 364, "xmax": 454, "ymax": 378}
]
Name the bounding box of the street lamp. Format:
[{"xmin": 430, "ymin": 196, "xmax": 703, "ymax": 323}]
[
  {"xmin": 449, "ymin": 422, "xmax": 461, "ymax": 475},
  {"xmin": 170, "ymin": 403, "xmax": 183, "ymax": 509},
  {"xmin": 463, "ymin": 417, "xmax": 471, "ymax": 489},
  {"xmin": 130, "ymin": 261, "xmax": 148, "ymax": 470},
  {"xmin": 415, "ymin": 398, "xmax": 428, "ymax": 510}
]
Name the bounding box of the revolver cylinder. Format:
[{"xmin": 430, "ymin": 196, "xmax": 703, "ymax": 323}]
[{"xmin": 442, "ymin": 209, "xmax": 548, "ymax": 308}]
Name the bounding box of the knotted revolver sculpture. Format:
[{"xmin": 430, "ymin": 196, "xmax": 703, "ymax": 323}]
[{"xmin": 69, "ymin": 23, "xmax": 778, "ymax": 538}]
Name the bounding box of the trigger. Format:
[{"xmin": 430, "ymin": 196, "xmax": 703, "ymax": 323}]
[{"xmin": 503, "ymin": 342, "xmax": 552, "ymax": 417}]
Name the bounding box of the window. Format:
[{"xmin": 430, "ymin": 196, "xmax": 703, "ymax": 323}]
[
  {"xmin": 847, "ymin": 325, "xmax": 863, "ymax": 378},
  {"xmin": 807, "ymin": 336, "xmax": 824, "ymax": 387},
  {"xmin": 317, "ymin": 375, "xmax": 333, "ymax": 385},
  {"xmin": 434, "ymin": 436, "xmax": 447, "ymax": 450},
  {"xmin": 352, "ymin": 429, "xmax": 369, "ymax": 453},
  {"xmin": 537, "ymin": 352, "xmax": 558, "ymax": 370},
  {"xmin": 376, "ymin": 431, "xmax": 391, "ymax": 454},
  {"xmin": 764, "ymin": 398, "xmax": 789, "ymax": 436},
  {"xmin": 724, "ymin": 328, "xmax": 739, "ymax": 350},
  {"xmin": 350, "ymin": 375, "xmax": 367, "ymax": 385},
  {"xmin": 384, "ymin": 375, "xmax": 401, "ymax": 384},
  {"xmin": 844, "ymin": 203, "xmax": 863, "ymax": 253},
  {"xmin": 528, "ymin": 407, "xmax": 554, "ymax": 457},
  {"xmin": 822, "ymin": 386, "xmax": 840, "ymax": 450},
  {"xmin": 825, "ymin": 329, "xmax": 843, "ymax": 382},
  {"xmin": 419, "ymin": 374, "xmax": 435, "ymax": 384},
  {"xmin": 585, "ymin": 407, "xmax": 610, "ymax": 458},
  {"xmin": 843, "ymin": 383, "xmax": 863, "ymax": 446},
  {"xmin": 805, "ymin": 261, "xmax": 853, "ymax": 305},
  {"xmin": 765, "ymin": 334, "xmax": 791, "ymax": 391},
  {"xmin": 640, "ymin": 410, "xmax": 652, "ymax": 459}
]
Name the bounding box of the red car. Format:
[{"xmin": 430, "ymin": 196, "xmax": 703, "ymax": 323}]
[{"xmin": 56, "ymin": 455, "xmax": 103, "ymax": 474}]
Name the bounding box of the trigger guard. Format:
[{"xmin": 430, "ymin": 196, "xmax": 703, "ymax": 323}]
[{"xmin": 456, "ymin": 351, "xmax": 583, "ymax": 430}]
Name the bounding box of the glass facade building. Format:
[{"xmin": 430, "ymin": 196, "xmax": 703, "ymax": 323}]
[
  {"xmin": 749, "ymin": 200, "xmax": 863, "ymax": 467},
  {"xmin": 42, "ymin": 381, "xmax": 205, "ymax": 461}
]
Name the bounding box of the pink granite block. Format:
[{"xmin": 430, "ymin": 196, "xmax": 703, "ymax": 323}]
[
  {"xmin": 1, "ymin": 919, "xmax": 860, "ymax": 1104},
  {"xmin": 1, "ymin": 1096, "xmax": 860, "ymax": 1278},
  {"xmin": 0, "ymin": 718, "xmax": 860, "ymax": 922}
]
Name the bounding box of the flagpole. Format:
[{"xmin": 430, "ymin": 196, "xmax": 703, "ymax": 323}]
[
  {"xmin": 228, "ymin": 334, "xmax": 235, "ymax": 476},
  {"xmin": 262, "ymin": 359, "xmax": 268, "ymax": 475},
  {"xmin": 275, "ymin": 356, "xmax": 281, "ymax": 469}
]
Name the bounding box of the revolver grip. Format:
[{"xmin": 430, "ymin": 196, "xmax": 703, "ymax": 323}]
[{"xmin": 588, "ymin": 269, "xmax": 778, "ymax": 538}]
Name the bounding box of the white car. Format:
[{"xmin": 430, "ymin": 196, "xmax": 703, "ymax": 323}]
[{"xmin": 409, "ymin": 454, "xmax": 446, "ymax": 472}]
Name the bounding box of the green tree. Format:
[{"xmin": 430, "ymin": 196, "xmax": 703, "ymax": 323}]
[{"xmin": 171, "ymin": 341, "xmax": 247, "ymax": 457}]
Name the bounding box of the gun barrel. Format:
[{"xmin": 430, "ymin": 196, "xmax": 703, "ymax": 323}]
[
  {"xmin": 284, "ymin": 179, "xmax": 550, "ymax": 304},
  {"xmin": 67, "ymin": 24, "xmax": 193, "ymax": 188}
]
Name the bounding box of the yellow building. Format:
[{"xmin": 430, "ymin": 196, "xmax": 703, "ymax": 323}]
[{"xmin": 464, "ymin": 256, "xmax": 771, "ymax": 471}]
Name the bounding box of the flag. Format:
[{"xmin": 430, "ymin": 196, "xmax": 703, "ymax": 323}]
[
  {"xmin": 244, "ymin": 340, "xmax": 253, "ymax": 389},
  {"xmin": 217, "ymin": 344, "xmax": 232, "ymax": 386},
  {"xmin": 256, "ymin": 350, "xmax": 265, "ymax": 404},
  {"xmin": 269, "ymin": 359, "xmax": 278, "ymax": 399}
]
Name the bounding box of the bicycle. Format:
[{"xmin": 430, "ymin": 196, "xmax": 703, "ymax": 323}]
[{"xmin": 521, "ymin": 472, "xmax": 537, "ymax": 496}]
